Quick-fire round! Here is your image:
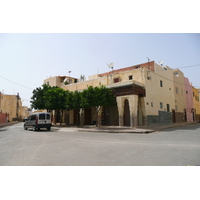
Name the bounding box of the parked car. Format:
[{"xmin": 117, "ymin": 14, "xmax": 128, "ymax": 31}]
[
  {"xmin": 23, "ymin": 118, "xmax": 28, "ymax": 122},
  {"xmin": 24, "ymin": 112, "xmax": 52, "ymax": 131}
]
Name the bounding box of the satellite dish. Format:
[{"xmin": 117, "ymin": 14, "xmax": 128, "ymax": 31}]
[
  {"xmin": 159, "ymin": 61, "xmax": 164, "ymax": 66},
  {"xmin": 107, "ymin": 62, "xmax": 114, "ymax": 69}
]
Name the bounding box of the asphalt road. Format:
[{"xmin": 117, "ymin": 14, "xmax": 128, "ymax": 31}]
[{"xmin": 0, "ymin": 122, "xmax": 200, "ymax": 166}]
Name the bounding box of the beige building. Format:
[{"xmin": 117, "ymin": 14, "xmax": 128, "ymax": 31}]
[
  {"xmin": 0, "ymin": 92, "xmax": 29, "ymax": 122},
  {"xmin": 192, "ymin": 87, "xmax": 200, "ymax": 121},
  {"xmin": 44, "ymin": 61, "xmax": 200, "ymax": 127}
]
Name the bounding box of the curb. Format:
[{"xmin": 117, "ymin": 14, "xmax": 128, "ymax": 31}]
[{"xmin": 78, "ymin": 128, "xmax": 155, "ymax": 134}]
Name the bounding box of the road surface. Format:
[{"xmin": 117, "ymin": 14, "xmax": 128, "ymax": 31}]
[{"xmin": 0, "ymin": 122, "xmax": 200, "ymax": 166}]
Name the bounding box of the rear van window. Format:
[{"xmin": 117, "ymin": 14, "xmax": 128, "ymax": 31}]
[
  {"xmin": 39, "ymin": 114, "xmax": 45, "ymax": 120},
  {"xmin": 46, "ymin": 114, "xmax": 50, "ymax": 120}
]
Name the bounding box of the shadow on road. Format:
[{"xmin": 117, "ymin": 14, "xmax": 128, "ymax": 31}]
[
  {"xmin": 25, "ymin": 128, "xmax": 60, "ymax": 132},
  {"xmin": 156, "ymin": 123, "xmax": 200, "ymax": 132}
]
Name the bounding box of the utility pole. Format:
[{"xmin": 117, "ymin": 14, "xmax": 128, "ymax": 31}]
[
  {"xmin": 68, "ymin": 71, "xmax": 71, "ymax": 83},
  {"xmin": 147, "ymin": 57, "xmax": 150, "ymax": 69}
]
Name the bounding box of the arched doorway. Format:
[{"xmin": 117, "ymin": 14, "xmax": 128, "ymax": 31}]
[{"xmin": 124, "ymin": 99, "xmax": 130, "ymax": 126}]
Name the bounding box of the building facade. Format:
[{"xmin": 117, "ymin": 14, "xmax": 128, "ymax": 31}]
[
  {"xmin": 0, "ymin": 92, "xmax": 29, "ymax": 123},
  {"xmin": 44, "ymin": 61, "xmax": 200, "ymax": 127}
]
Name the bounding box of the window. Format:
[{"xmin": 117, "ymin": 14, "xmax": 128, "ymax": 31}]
[
  {"xmin": 135, "ymin": 65, "xmax": 140, "ymax": 69},
  {"xmin": 151, "ymin": 102, "xmax": 153, "ymax": 107},
  {"xmin": 39, "ymin": 114, "xmax": 45, "ymax": 120},
  {"xmin": 46, "ymin": 114, "xmax": 50, "ymax": 120},
  {"xmin": 129, "ymin": 75, "xmax": 133, "ymax": 80},
  {"xmin": 166, "ymin": 104, "xmax": 170, "ymax": 112},
  {"xmin": 160, "ymin": 80, "xmax": 163, "ymax": 87},
  {"xmin": 176, "ymin": 87, "xmax": 179, "ymax": 94},
  {"xmin": 174, "ymin": 72, "xmax": 179, "ymax": 77},
  {"xmin": 114, "ymin": 78, "xmax": 119, "ymax": 83},
  {"xmin": 160, "ymin": 102, "xmax": 163, "ymax": 109},
  {"xmin": 31, "ymin": 115, "xmax": 36, "ymax": 120},
  {"xmin": 175, "ymin": 106, "xmax": 178, "ymax": 111}
]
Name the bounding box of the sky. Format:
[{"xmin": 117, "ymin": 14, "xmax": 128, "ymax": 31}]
[
  {"xmin": 0, "ymin": 33, "xmax": 200, "ymax": 107},
  {"xmin": 0, "ymin": 33, "xmax": 200, "ymax": 106}
]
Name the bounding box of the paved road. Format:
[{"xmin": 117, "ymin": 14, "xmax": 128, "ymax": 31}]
[{"xmin": 0, "ymin": 122, "xmax": 200, "ymax": 166}]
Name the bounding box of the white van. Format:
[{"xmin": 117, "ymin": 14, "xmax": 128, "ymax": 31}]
[{"xmin": 24, "ymin": 112, "xmax": 52, "ymax": 131}]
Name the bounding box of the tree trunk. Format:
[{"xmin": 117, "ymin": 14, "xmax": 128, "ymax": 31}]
[
  {"xmin": 96, "ymin": 106, "xmax": 102, "ymax": 127},
  {"xmin": 59, "ymin": 109, "xmax": 63, "ymax": 126},
  {"xmin": 79, "ymin": 108, "xmax": 84, "ymax": 127}
]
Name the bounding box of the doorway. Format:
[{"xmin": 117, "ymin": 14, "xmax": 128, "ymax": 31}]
[{"xmin": 123, "ymin": 99, "xmax": 130, "ymax": 126}]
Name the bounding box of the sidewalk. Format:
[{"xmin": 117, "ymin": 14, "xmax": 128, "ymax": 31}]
[
  {"xmin": 0, "ymin": 121, "xmax": 19, "ymax": 128},
  {"xmin": 54, "ymin": 121, "xmax": 199, "ymax": 134}
]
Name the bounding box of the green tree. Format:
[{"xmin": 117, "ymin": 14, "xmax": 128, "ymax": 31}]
[
  {"xmin": 45, "ymin": 86, "xmax": 72, "ymax": 125},
  {"xmin": 31, "ymin": 84, "xmax": 52, "ymax": 111},
  {"xmin": 81, "ymin": 86, "xmax": 116, "ymax": 126},
  {"xmin": 31, "ymin": 85, "xmax": 73, "ymax": 125},
  {"xmin": 71, "ymin": 90, "xmax": 84, "ymax": 126}
]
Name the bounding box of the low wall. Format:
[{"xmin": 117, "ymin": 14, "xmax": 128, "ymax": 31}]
[
  {"xmin": 147, "ymin": 111, "xmax": 172, "ymax": 126},
  {"xmin": 0, "ymin": 113, "xmax": 8, "ymax": 123}
]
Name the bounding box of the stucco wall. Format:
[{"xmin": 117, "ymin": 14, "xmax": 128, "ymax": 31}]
[
  {"xmin": 173, "ymin": 69, "xmax": 186, "ymax": 113},
  {"xmin": 144, "ymin": 64, "xmax": 175, "ymax": 116},
  {"xmin": 184, "ymin": 77, "xmax": 193, "ymax": 122}
]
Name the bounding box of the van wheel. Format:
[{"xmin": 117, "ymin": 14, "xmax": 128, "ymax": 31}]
[
  {"xmin": 47, "ymin": 127, "xmax": 51, "ymax": 131},
  {"xmin": 24, "ymin": 125, "xmax": 27, "ymax": 130}
]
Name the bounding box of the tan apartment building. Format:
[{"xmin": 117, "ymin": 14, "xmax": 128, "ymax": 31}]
[
  {"xmin": 44, "ymin": 61, "xmax": 200, "ymax": 127},
  {"xmin": 0, "ymin": 92, "xmax": 29, "ymax": 122},
  {"xmin": 192, "ymin": 87, "xmax": 200, "ymax": 121}
]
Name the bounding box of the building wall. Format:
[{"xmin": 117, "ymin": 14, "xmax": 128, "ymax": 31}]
[
  {"xmin": 184, "ymin": 77, "xmax": 193, "ymax": 122},
  {"xmin": 44, "ymin": 76, "xmax": 78, "ymax": 88},
  {"xmin": 192, "ymin": 87, "xmax": 200, "ymax": 121},
  {"xmin": 143, "ymin": 64, "xmax": 175, "ymax": 125},
  {"xmin": 43, "ymin": 61, "xmax": 200, "ymax": 127},
  {"xmin": 173, "ymin": 69, "xmax": 186, "ymax": 122},
  {"xmin": 0, "ymin": 93, "xmax": 27, "ymax": 122}
]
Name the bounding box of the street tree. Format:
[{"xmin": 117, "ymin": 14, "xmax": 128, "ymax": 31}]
[
  {"xmin": 81, "ymin": 85, "xmax": 116, "ymax": 126},
  {"xmin": 45, "ymin": 86, "xmax": 72, "ymax": 125},
  {"xmin": 31, "ymin": 84, "xmax": 52, "ymax": 111}
]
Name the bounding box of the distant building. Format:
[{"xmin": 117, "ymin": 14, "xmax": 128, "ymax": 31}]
[{"xmin": 0, "ymin": 92, "xmax": 29, "ymax": 123}]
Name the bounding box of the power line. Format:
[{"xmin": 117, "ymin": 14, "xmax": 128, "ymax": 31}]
[
  {"xmin": 179, "ymin": 64, "xmax": 200, "ymax": 69},
  {"xmin": 147, "ymin": 69, "xmax": 200, "ymax": 88},
  {"xmin": 156, "ymin": 64, "xmax": 200, "ymax": 71},
  {"xmin": 0, "ymin": 75, "xmax": 34, "ymax": 90}
]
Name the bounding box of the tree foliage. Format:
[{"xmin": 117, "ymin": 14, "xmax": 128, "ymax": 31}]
[
  {"xmin": 81, "ymin": 85, "xmax": 116, "ymax": 126},
  {"xmin": 81, "ymin": 85, "xmax": 116, "ymax": 108},
  {"xmin": 31, "ymin": 84, "xmax": 52, "ymax": 111},
  {"xmin": 31, "ymin": 84, "xmax": 116, "ymax": 126}
]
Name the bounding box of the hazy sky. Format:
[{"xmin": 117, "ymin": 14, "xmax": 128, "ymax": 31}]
[{"xmin": 0, "ymin": 33, "xmax": 200, "ymax": 107}]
